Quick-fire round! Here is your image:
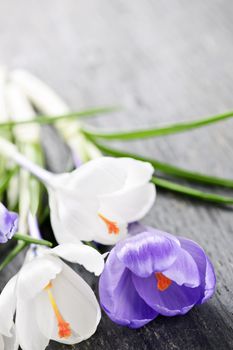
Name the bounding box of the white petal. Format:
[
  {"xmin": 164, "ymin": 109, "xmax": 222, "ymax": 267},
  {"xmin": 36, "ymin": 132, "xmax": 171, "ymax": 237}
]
[
  {"xmin": 17, "ymin": 256, "xmax": 62, "ymax": 300},
  {"xmin": 48, "ymin": 189, "xmax": 78, "ymax": 244},
  {"xmin": 94, "ymin": 222, "xmax": 128, "ymax": 245},
  {"xmin": 50, "ymin": 263, "xmax": 101, "ymax": 344},
  {"xmin": 49, "ymin": 189, "xmax": 128, "ymax": 245},
  {"xmin": 6, "ymin": 82, "xmax": 40, "ymax": 143},
  {"xmin": 48, "ymin": 243, "xmax": 105, "ymax": 276},
  {"xmin": 117, "ymin": 158, "xmax": 154, "ymax": 188},
  {"xmin": 47, "ymin": 157, "xmax": 155, "ymax": 244},
  {"xmin": 11, "ymin": 69, "xmax": 70, "ymax": 115},
  {"xmin": 100, "ymin": 183, "xmax": 156, "ymax": 222},
  {"xmin": 35, "ymin": 279, "xmax": 82, "ymax": 344},
  {"xmin": 35, "ymin": 291, "xmax": 55, "ymax": 341},
  {"xmin": 0, "ymin": 275, "xmax": 17, "ymax": 336},
  {"xmin": 52, "ymin": 157, "xmax": 127, "ymax": 197},
  {"xmin": 49, "ymin": 189, "xmax": 103, "ymax": 243},
  {"xmin": 16, "ymin": 298, "xmax": 49, "ymax": 350}
]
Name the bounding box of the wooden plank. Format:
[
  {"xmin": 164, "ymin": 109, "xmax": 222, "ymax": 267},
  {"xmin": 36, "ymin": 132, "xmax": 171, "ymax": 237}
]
[{"xmin": 0, "ymin": 0, "xmax": 233, "ymax": 349}]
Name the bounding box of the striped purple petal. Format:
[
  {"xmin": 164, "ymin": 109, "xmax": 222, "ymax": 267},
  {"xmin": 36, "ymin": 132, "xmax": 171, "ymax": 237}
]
[
  {"xmin": 132, "ymin": 273, "xmax": 202, "ymax": 316},
  {"xmin": 115, "ymin": 228, "xmax": 181, "ymax": 278},
  {"xmin": 99, "ymin": 226, "xmax": 216, "ymax": 328},
  {"xmin": 99, "ymin": 249, "xmax": 158, "ymax": 328},
  {"xmin": 178, "ymin": 237, "xmax": 216, "ymax": 304},
  {"xmin": 0, "ymin": 203, "xmax": 18, "ymax": 243}
]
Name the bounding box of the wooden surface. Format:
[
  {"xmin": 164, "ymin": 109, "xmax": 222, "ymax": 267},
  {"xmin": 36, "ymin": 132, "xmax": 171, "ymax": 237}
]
[{"xmin": 1, "ymin": 0, "xmax": 233, "ymax": 349}]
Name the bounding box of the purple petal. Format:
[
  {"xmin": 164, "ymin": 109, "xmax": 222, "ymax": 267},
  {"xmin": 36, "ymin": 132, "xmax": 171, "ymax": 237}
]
[
  {"xmin": 128, "ymin": 222, "xmax": 147, "ymax": 236},
  {"xmin": 162, "ymin": 248, "xmax": 200, "ymax": 288},
  {"xmin": 178, "ymin": 238, "xmax": 216, "ymax": 304},
  {"xmin": 0, "ymin": 203, "xmax": 18, "ymax": 243},
  {"xmin": 200, "ymin": 256, "xmax": 216, "ymax": 304},
  {"xmin": 115, "ymin": 229, "xmax": 180, "ymax": 278},
  {"xmin": 128, "ymin": 223, "xmax": 181, "ymax": 246},
  {"xmin": 133, "ymin": 273, "xmax": 202, "ymax": 316},
  {"xmin": 99, "ymin": 249, "xmax": 158, "ymax": 328}
]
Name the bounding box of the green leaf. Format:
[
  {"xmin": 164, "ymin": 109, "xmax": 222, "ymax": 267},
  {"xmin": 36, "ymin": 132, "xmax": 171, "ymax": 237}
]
[
  {"xmin": 152, "ymin": 177, "xmax": 233, "ymax": 205},
  {"xmin": 29, "ymin": 177, "xmax": 41, "ymax": 216},
  {"xmin": 93, "ymin": 141, "xmax": 233, "ymax": 188},
  {"xmin": 0, "ymin": 241, "xmax": 27, "ymax": 272},
  {"xmin": 14, "ymin": 233, "xmax": 53, "ymax": 247},
  {"xmin": 82, "ymin": 110, "xmax": 233, "ymax": 140},
  {"xmin": 0, "ymin": 167, "xmax": 18, "ymax": 194},
  {"xmin": 0, "ymin": 106, "xmax": 118, "ymax": 128}
]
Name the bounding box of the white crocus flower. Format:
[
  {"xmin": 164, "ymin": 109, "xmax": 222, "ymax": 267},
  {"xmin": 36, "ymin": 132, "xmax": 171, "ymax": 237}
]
[
  {"xmin": 0, "ymin": 137, "xmax": 156, "ymax": 245},
  {"xmin": 11, "ymin": 69, "xmax": 102, "ymax": 162},
  {"xmin": 0, "ymin": 243, "xmax": 104, "ymax": 350},
  {"xmin": 48, "ymin": 157, "xmax": 155, "ymax": 245},
  {"xmin": 8, "ymin": 70, "xmax": 156, "ymax": 244}
]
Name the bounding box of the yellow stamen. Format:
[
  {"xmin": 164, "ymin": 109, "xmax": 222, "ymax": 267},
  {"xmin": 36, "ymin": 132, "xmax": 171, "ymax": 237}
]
[
  {"xmin": 98, "ymin": 213, "xmax": 119, "ymax": 235},
  {"xmin": 155, "ymin": 272, "xmax": 172, "ymax": 292},
  {"xmin": 45, "ymin": 282, "xmax": 71, "ymax": 339}
]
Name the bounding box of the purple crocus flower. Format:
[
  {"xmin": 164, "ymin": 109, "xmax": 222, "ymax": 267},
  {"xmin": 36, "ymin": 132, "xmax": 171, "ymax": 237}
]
[
  {"xmin": 99, "ymin": 223, "xmax": 216, "ymax": 328},
  {"xmin": 0, "ymin": 202, "xmax": 18, "ymax": 243}
]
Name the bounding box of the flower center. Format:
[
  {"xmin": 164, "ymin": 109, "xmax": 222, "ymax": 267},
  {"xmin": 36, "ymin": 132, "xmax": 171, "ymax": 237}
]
[
  {"xmin": 98, "ymin": 213, "xmax": 119, "ymax": 235},
  {"xmin": 45, "ymin": 282, "xmax": 72, "ymax": 339},
  {"xmin": 155, "ymin": 272, "xmax": 172, "ymax": 292}
]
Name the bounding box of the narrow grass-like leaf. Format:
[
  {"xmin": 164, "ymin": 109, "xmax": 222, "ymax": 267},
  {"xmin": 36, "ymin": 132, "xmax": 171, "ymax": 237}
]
[
  {"xmin": 152, "ymin": 177, "xmax": 233, "ymax": 205},
  {"xmin": 0, "ymin": 167, "xmax": 18, "ymax": 194},
  {"xmin": 82, "ymin": 110, "xmax": 233, "ymax": 140},
  {"xmin": 0, "ymin": 241, "xmax": 27, "ymax": 272},
  {"xmin": 93, "ymin": 141, "xmax": 233, "ymax": 189},
  {"xmin": 0, "ymin": 106, "xmax": 118, "ymax": 128}
]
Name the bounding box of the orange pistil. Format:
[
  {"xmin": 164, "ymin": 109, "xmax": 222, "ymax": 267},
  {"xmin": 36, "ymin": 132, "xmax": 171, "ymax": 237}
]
[
  {"xmin": 45, "ymin": 282, "xmax": 72, "ymax": 339},
  {"xmin": 98, "ymin": 213, "xmax": 119, "ymax": 235},
  {"xmin": 155, "ymin": 272, "xmax": 172, "ymax": 292}
]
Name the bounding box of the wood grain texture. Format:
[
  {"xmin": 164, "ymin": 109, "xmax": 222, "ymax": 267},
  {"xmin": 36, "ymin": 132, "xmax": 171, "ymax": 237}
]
[{"xmin": 0, "ymin": 0, "xmax": 233, "ymax": 349}]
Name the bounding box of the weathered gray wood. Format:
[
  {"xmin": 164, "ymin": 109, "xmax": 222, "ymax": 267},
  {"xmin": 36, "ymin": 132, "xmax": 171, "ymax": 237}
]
[{"xmin": 0, "ymin": 0, "xmax": 233, "ymax": 349}]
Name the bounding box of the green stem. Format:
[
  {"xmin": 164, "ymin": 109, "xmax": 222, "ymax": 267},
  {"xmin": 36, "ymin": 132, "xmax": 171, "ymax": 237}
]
[
  {"xmin": 14, "ymin": 233, "xmax": 53, "ymax": 247},
  {"xmin": 0, "ymin": 106, "xmax": 118, "ymax": 129},
  {"xmin": 0, "ymin": 235, "xmax": 53, "ymax": 271},
  {"xmin": 0, "ymin": 241, "xmax": 27, "ymax": 271},
  {"xmin": 152, "ymin": 177, "xmax": 233, "ymax": 205},
  {"xmin": 93, "ymin": 141, "xmax": 233, "ymax": 188},
  {"xmin": 82, "ymin": 110, "xmax": 233, "ymax": 140},
  {"xmin": 0, "ymin": 167, "xmax": 18, "ymax": 194}
]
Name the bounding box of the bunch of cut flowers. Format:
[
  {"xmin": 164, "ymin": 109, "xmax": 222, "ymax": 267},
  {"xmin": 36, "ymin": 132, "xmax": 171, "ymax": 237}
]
[{"xmin": 2, "ymin": 67, "xmax": 233, "ymax": 349}]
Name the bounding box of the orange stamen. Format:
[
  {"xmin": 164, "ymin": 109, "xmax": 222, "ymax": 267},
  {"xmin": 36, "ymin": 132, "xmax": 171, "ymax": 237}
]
[
  {"xmin": 45, "ymin": 282, "xmax": 72, "ymax": 339},
  {"xmin": 155, "ymin": 272, "xmax": 172, "ymax": 291},
  {"xmin": 98, "ymin": 213, "xmax": 119, "ymax": 235}
]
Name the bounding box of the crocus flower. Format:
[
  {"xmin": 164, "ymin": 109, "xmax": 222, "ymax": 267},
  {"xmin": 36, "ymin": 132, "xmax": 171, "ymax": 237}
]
[
  {"xmin": 0, "ymin": 137, "xmax": 156, "ymax": 245},
  {"xmin": 0, "ymin": 202, "xmax": 18, "ymax": 243},
  {"xmin": 11, "ymin": 69, "xmax": 102, "ymax": 162},
  {"xmin": 99, "ymin": 223, "xmax": 216, "ymax": 328},
  {"xmin": 48, "ymin": 157, "xmax": 155, "ymax": 245},
  {"xmin": 0, "ymin": 242, "xmax": 105, "ymax": 350}
]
